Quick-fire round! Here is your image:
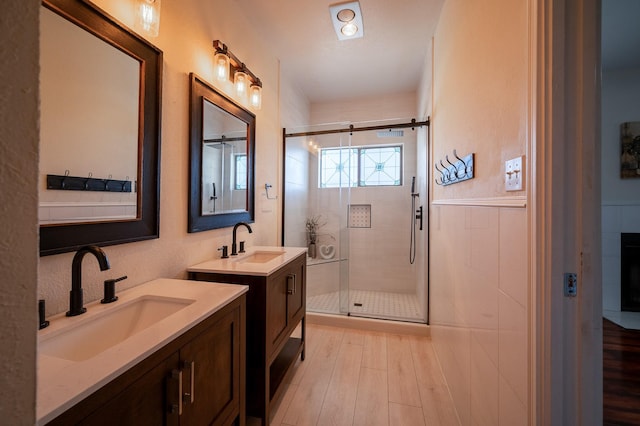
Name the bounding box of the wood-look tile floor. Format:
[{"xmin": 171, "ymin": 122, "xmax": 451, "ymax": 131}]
[{"xmin": 249, "ymin": 323, "xmax": 460, "ymax": 426}]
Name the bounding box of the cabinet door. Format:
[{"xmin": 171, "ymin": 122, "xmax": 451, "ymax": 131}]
[
  {"xmin": 287, "ymin": 258, "xmax": 305, "ymax": 323},
  {"xmin": 180, "ymin": 306, "xmax": 241, "ymax": 426},
  {"xmin": 267, "ymin": 256, "xmax": 305, "ymax": 357},
  {"xmin": 266, "ymin": 266, "xmax": 291, "ymax": 354},
  {"xmin": 78, "ymin": 353, "xmax": 180, "ymax": 426}
]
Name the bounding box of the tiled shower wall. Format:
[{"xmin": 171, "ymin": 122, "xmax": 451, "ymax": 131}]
[{"xmin": 304, "ymin": 130, "xmax": 419, "ymax": 295}]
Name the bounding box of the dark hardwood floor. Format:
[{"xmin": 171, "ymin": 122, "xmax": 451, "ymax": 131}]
[{"xmin": 603, "ymin": 318, "xmax": 640, "ymax": 425}]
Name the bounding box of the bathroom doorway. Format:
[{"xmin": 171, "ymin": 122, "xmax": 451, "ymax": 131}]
[{"xmin": 283, "ymin": 118, "xmax": 429, "ymax": 323}]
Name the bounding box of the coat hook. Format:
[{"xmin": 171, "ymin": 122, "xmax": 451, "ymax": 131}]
[
  {"xmin": 84, "ymin": 172, "xmax": 93, "ymax": 190},
  {"xmin": 452, "ymin": 149, "xmax": 468, "ymax": 176},
  {"xmin": 445, "ymin": 155, "xmax": 459, "ymax": 179},
  {"xmin": 439, "ymin": 160, "xmax": 451, "ymax": 183},
  {"xmin": 61, "ymin": 169, "xmax": 70, "ymax": 189},
  {"xmin": 434, "ymin": 162, "xmax": 446, "ymax": 183}
]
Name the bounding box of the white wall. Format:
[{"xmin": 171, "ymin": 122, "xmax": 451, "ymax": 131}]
[
  {"xmin": 427, "ymin": 0, "xmax": 529, "ymax": 423},
  {"xmin": 601, "ymin": 68, "xmax": 640, "ymax": 311},
  {"xmin": 0, "ymin": 0, "xmax": 39, "ymax": 424}
]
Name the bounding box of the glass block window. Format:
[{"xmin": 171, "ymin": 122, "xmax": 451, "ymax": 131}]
[
  {"xmin": 320, "ymin": 148, "xmax": 358, "ymax": 188},
  {"xmin": 359, "ymin": 146, "xmax": 402, "ymax": 186},
  {"xmin": 319, "ymin": 145, "xmax": 402, "ymax": 188},
  {"xmin": 234, "ymin": 154, "xmax": 247, "ymax": 190}
]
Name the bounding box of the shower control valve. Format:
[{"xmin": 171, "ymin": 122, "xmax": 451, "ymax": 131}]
[{"xmin": 415, "ymin": 205, "xmax": 423, "ymax": 231}]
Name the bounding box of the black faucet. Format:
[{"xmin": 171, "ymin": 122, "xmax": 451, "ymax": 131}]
[
  {"xmin": 231, "ymin": 222, "xmax": 253, "ymax": 256},
  {"xmin": 67, "ymin": 245, "xmax": 110, "ymax": 316}
]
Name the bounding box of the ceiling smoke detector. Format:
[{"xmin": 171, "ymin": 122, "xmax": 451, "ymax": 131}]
[{"xmin": 329, "ymin": 1, "xmax": 364, "ymax": 40}]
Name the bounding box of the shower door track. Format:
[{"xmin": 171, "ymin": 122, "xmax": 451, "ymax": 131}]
[{"xmin": 284, "ymin": 117, "xmax": 430, "ymax": 138}]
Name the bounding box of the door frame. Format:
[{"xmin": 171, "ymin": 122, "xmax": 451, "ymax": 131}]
[{"xmin": 532, "ymin": 0, "xmax": 602, "ymax": 423}]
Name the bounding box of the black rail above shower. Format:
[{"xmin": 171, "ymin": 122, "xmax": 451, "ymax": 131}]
[{"xmin": 284, "ymin": 117, "xmax": 430, "ymax": 138}]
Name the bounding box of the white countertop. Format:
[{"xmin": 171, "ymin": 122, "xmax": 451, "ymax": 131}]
[
  {"xmin": 187, "ymin": 246, "xmax": 308, "ymax": 276},
  {"xmin": 37, "ymin": 278, "xmax": 248, "ymax": 425}
]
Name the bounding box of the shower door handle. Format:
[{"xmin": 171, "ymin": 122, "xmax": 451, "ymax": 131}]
[{"xmin": 287, "ymin": 274, "xmax": 296, "ymax": 295}]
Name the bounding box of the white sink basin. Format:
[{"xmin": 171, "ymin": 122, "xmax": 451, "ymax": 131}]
[
  {"xmin": 39, "ymin": 295, "xmax": 194, "ymax": 361},
  {"xmin": 233, "ymin": 250, "xmax": 285, "ymax": 264}
]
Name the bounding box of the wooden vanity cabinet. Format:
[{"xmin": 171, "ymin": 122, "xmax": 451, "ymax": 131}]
[
  {"xmin": 47, "ymin": 294, "xmax": 246, "ymax": 426},
  {"xmin": 189, "ymin": 252, "xmax": 306, "ymax": 426}
]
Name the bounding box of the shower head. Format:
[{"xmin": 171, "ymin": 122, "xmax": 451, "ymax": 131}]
[
  {"xmin": 411, "ymin": 176, "xmax": 415, "ymax": 194},
  {"xmin": 377, "ymin": 129, "xmax": 404, "ymax": 138}
]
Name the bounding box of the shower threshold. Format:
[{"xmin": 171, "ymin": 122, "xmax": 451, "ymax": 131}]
[{"xmin": 307, "ymin": 289, "xmax": 424, "ymax": 323}]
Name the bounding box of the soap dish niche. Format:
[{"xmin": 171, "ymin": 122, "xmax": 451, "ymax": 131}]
[{"xmin": 348, "ymin": 204, "xmax": 371, "ymax": 228}]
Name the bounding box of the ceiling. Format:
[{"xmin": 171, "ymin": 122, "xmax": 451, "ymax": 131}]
[
  {"xmin": 235, "ymin": 0, "xmax": 638, "ymax": 104},
  {"xmin": 601, "ymin": 0, "xmax": 640, "ymax": 71},
  {"xmin": 235, "ymin": 0, "xmax": 444, "ymax": 103}
]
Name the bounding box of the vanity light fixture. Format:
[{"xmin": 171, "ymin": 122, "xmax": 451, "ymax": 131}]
[
  {"xmin": 329, "ymin": 1, "xmax": 364, "ymax": 40},
  {"xmin": 136, "ymin": 0, "xmax": 161, "ymax": 37},
  {"xmin": 212, "ymin": 40, "xmax": 262, "ymax": 110}
]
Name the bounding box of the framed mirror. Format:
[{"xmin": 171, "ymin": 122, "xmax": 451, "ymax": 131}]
[
  {"xmin": 39, "ymin": 0, "xmax": 162, "ymax": 256},
  {"xmin": 188, "ymin": 73, "xmax": 255, "ymax": 232}
]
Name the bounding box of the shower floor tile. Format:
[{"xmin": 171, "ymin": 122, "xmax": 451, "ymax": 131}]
[{"xmin": 307, "ymin": 289, "xmax": 423, "ymax": 322}]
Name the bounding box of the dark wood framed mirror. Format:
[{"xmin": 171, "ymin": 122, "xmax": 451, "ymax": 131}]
[
  {"xmin": 39, "ymin": 0, "xmax": 162, "ymax": 256},
  {"xmin": 188, "ymin": 73, "xmax": 255, "ymax": 232}
]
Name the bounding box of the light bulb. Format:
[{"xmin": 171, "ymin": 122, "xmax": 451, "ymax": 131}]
[
  {"xmin": 249, "ymin": 84, "xmax": 262, "ymax": 109},
  {"xmin": 214, "ymin": 52, "xmax": 229, "ymax": 82},
  {"xmin": 137, "ymin": 0, "xmax": 161, "ymax": 37},
  {"xmin": 341, "ymin": 22, "xmax": 358, "ymax": 37},
  {"xmin": 234, "ymin": 71, "xmax": 248, "ymax": 100}
]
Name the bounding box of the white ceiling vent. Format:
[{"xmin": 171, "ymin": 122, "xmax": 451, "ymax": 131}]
[{"xmin": 377, "ymin": 130, "xmax": 404, "ymax": 138}]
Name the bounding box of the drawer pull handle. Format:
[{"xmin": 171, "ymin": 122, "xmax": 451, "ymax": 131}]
[
  {"xmin": 170, "ymin": 368, "xmax": 183, "ymax": 415},
  {"xmin": 287, "ymin": 273, "xmax": 296, "ymax": 295},
  {"xmin": 183, "ymin": 360, "xmax": 195, "ymax": 404}
]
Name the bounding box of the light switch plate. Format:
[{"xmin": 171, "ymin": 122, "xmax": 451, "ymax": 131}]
[{"xmin": 505, "ymin": 156, "xmax": 524, "ymax": 191}]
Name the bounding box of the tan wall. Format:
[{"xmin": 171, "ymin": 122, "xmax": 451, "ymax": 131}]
[
  {"xmin": 38, "ymin": 0, "xmax": 308, "ymax": 316},
  {"xmin": 0, "ymin": 0, "xmax": 40, "ymax": 424},
  {"xmin": 427, "ymin": 0, "xmax": 530, "ymax": 423}
]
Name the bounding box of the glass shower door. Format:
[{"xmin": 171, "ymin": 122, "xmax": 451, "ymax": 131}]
[
  {"xmin": 284, "ymin": 118, "xmax": 426, "ymax": 323},
  {"xmin": 283, "ymin": 127, "xmax": 350, "ymax": 316}
]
